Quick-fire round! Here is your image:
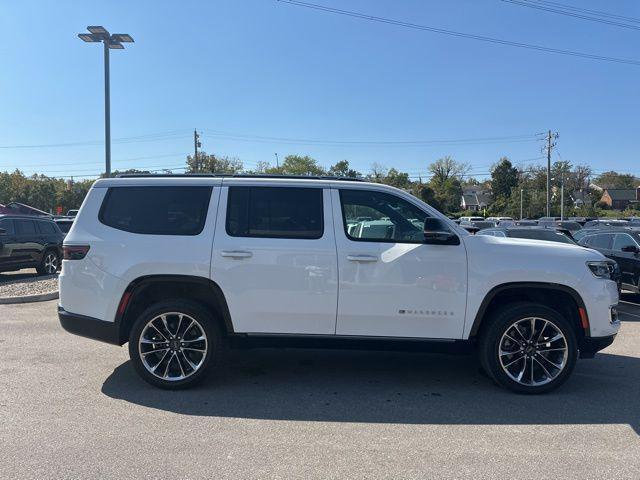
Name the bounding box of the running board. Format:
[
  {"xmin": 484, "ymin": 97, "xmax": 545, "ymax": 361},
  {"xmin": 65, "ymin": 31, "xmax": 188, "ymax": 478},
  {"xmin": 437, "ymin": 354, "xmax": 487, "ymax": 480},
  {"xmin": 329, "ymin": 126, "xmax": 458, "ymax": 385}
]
[{"xmin": 227, "ymin": 333, "xmax": 471, "ymax": 354}]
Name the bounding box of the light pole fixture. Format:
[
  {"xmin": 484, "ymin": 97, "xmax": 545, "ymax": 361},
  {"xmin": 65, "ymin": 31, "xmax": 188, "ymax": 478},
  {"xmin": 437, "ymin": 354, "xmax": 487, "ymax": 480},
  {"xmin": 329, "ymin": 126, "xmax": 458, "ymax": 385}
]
[{"xmin": 78, "ymin": 26, "xmax": 134, "ymax": 177}]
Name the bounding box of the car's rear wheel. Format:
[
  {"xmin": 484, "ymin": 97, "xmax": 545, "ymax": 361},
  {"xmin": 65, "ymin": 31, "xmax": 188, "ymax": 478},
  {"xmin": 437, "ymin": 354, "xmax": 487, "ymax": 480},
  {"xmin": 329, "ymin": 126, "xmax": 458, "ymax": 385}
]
[
  {"xmin": 128, "ymin": 300, "xmax": 223, "ymax": 389},
  {"xmin": 36, "ymin": 250, "xmax": 59, "ymax": 275},
  {"xmin": 479, "ymin": 302, "xmax": 578, "ymax": 394}
]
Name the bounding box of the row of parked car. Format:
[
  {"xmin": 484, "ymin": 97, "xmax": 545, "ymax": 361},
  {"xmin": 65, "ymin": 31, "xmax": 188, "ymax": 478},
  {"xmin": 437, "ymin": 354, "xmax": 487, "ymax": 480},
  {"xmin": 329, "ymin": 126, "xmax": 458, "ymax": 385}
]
[
  {"xmin": 453, "ymin": 215, "xmax": 640, "ymax": 293},
  {"xmin": 0, "ymin": 207, "xmax": 77, "ymax": 275}
]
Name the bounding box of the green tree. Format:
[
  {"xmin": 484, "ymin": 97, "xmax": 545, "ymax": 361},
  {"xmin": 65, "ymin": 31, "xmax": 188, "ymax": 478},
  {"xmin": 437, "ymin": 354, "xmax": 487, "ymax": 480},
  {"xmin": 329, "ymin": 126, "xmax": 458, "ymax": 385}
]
[
  {"xmin": 427, "ymin": 156, "xmax": 468, "ymax": 214},
  {"xmin": 414, "ymin": 184, "xmax": 442, "ymax": 211},
  {"xmin": 594, "ymin": 171, "xmax": 639, "ymax": 189},
  {"xmin": 383, "ymin": 168, "xmax": 411, "ymax": 189},
  {"xmin": 491, "ymin": 157, "xmax": 518, "ymax": 199},
  {"xmin": 0, "ymin": 170, "xmax": 94, "ymax": 213},
  {"xmin": 263, "ymin": 155, "xmax": 326, "ymax": 176},
  {"xmin": 428, "ymin": 156, "xmax": 469, "ymax": 186},
  {"xmin": 327, "ymin": 160, "xmax": 360, "ymax": 178},
  {"xmin": 186, "ymin": 152, "xmax": 243, "ymax": 174}
]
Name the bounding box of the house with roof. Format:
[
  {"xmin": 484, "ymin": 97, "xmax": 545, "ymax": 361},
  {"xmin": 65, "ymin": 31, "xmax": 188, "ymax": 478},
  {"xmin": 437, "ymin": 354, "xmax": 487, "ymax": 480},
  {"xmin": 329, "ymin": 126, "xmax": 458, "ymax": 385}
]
[
  {"xmin": 599, "ymin": 187, "xmax": 640, "ymax": 210},
  {"xmin": 460, "ymin": 187, "xmax": 492, "ymax": 212},
  {"xmin": 570, "ymin": 190, "xmax": 591, "ymax": 208}
]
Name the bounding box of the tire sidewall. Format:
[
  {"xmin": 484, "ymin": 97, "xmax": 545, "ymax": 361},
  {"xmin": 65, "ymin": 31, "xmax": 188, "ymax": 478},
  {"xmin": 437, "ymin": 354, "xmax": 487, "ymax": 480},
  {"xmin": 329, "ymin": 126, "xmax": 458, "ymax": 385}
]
[
  {"xmin": 481, "ymin": 303, "xmax": 578, "ymax": 394},
  {"xmin": 128, "ymin": 300, "xmax": 220, "ymax": 390}
]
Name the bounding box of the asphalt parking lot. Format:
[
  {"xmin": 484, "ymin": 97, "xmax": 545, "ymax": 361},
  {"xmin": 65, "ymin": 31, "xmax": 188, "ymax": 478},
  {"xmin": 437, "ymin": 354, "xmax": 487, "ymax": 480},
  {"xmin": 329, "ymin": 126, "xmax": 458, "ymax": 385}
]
[{"xmin": 1, "ymin": 298, "xmax": 640, "ymax": 479}]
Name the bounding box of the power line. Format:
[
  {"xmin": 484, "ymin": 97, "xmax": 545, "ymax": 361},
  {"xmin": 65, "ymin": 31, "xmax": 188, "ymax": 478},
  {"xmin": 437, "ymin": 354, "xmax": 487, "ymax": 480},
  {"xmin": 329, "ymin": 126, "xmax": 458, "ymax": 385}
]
[
  {"xmin": 202, "ymin": 130, "xmax": 545, "ymax": 146},
  {"xmin": 524, "ymin": 0, "xmax": 640, "ymax": 24},
  {"xmin": 0, "ymin": 130, "xmax": 191, "ymax": 149},
  {"xmin": 501, "ymin": 0, "xmax": 640, "ymax": 31},
  {"xmin": 277, "ymin": 0, "xmax": 640, "ymax": 66},
  {"xmin": 0, "ymin": 152, "xmax": 188, "ymax": 169},
  {"xmin": 0, "ymin": 129, "xmax": 545, "ymax": 151}
]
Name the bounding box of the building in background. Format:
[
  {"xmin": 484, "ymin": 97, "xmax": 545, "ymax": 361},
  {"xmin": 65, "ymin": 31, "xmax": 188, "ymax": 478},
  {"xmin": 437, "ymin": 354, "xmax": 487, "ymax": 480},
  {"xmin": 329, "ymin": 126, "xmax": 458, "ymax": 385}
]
[
  {"xmin": 460, "ymin": 187, "xmax": 492, "ymax": 212},
  {"xmin": 600, "ymin": 187, "xmax": 640, "ymax": 210},
  {"xmin": 570, "ymin": 190, "xmax": 592, "ymax": 208}
]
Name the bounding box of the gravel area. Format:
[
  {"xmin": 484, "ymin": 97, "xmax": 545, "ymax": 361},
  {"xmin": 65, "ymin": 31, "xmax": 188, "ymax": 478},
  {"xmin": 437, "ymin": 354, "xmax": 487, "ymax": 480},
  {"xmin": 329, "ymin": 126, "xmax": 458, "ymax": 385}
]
[{"xmin": 0, "ymin": 274, "xmax": 58, "ymax": 298}]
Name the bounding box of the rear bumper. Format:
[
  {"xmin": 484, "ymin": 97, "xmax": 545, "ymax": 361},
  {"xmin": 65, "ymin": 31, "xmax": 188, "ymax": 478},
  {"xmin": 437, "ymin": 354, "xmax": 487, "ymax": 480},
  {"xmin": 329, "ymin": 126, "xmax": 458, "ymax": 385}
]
[
  {"xmin": 58, "ymin": 305, "xmax": 122, "ymax": 345},
  {"xmin": 579, "ymin": 334, "xmax": 616, "ymax": 359}
]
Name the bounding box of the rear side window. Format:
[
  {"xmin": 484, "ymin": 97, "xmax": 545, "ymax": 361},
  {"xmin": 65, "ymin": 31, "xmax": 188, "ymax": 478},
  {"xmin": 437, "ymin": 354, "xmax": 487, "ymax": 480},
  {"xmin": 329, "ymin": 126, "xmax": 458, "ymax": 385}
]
[
  {"xmin": 0, "ymin": 219, "xmax": 14, "ymax": 234},
  {"xmin": 226, "ymin": 186, "xmax": 323, "ymax": 239},
  {"xmin": 37, "ymin": 221, "xmax": 58, "ymax": 234},
  {"xmin": 612, "ymin": 233, "xmax": 639, "ymax": 251},
  {"xmin": 99, "ymin": 186, "xmax": 212, "ymax": 235},
  {"xmin": 15, "ymin": 219, "xmax": 36, "ymax": 234}
]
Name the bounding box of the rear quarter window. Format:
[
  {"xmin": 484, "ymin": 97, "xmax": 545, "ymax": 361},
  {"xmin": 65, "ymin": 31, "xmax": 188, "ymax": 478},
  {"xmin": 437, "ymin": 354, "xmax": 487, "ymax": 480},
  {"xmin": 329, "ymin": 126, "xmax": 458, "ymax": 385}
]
[
  {"xmin": 37, "ymin": 221, "xmax": 58, "ymax": 234},
  {"xmin": 99, "ymin": 186, "xmax": 213, "ymax": 235},
  {"xmin": 15, "ymin": 219, "xmax": 36, "ymax": 234}
]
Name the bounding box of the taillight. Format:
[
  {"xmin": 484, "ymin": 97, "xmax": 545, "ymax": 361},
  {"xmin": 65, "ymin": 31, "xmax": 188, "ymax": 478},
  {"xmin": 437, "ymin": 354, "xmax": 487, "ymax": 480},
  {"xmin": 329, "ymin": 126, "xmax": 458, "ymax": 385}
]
[{"xmin": 63, "ymin": 245, "xmax": 90, "ymax": 260}]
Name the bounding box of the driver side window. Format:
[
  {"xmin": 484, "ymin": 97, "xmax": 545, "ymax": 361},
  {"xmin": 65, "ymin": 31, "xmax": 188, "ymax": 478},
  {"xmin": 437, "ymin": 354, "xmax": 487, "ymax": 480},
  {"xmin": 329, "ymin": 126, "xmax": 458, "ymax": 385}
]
[{"xmin": 339, "ymin": 189, "xmax": 430, "ymax": 243}]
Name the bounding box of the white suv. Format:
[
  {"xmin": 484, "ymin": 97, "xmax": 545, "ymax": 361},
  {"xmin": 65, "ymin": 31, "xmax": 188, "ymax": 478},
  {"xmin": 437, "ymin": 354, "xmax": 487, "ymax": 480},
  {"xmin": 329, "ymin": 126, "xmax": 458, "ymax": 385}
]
[{"xmin": 58, "ymin": 175, "xmax": 620, "ymax": 393}]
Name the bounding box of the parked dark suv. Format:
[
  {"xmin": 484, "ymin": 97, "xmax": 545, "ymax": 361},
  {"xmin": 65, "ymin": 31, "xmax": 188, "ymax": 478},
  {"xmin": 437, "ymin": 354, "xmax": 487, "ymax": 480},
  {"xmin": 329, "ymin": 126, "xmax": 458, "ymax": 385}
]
[
  {"xmin": 577, "ymin": 228, "xmax": 640, "ymax": 293},
  {"xmin": 0, "ymin": 215, "xmax": 64, "ymax": 275}
]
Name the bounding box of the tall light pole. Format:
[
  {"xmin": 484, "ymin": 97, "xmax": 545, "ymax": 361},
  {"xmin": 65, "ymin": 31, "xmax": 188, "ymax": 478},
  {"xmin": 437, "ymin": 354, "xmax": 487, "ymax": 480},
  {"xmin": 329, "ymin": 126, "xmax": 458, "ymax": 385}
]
[
  {"xmin": 78, "ymin": 26, "xmax": 134, "ymax": 177},
  {"xmin": 560, "ymin": 174, "xmax": 565, "ymax": 221},
  {"xmin": 274, "ymin": 152, "xmax": 280, "ymax": 169}
]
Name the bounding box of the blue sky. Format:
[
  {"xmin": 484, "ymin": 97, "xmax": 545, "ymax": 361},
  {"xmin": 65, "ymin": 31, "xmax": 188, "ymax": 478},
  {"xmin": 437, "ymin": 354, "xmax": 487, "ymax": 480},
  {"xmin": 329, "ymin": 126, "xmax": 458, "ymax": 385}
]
[{"xmin": 1, "ymin": 0, "xmax": 639, "ymax": 180}]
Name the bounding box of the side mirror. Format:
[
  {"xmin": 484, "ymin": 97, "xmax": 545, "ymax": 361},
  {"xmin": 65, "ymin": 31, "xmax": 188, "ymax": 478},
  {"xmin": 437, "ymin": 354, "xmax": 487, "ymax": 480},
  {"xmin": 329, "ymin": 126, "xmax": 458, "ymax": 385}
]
[
  {"xmin": 621, "ymin": 245, "xmax": 640, "ymax": 254},
  {"xmin": 423, "ymin": 217, "xmax": 459, "ymax": 245}
]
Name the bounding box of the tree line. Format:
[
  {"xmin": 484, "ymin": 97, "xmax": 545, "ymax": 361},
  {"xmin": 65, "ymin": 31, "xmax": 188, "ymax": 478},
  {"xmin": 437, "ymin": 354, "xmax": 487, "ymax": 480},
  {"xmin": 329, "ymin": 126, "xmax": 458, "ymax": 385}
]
[
  {"xmin": 187, "ymin": 152, "xmax": 639, "ymax": 217},
  {"xmin": 0, "ymin": 153, "xmax": 637, "ymax": 216}
]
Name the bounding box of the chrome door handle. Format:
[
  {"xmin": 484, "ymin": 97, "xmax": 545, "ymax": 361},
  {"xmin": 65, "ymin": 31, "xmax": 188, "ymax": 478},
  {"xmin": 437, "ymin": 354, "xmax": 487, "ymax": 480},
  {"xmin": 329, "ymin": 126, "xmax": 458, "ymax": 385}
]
[
  {"xmin": 346, "ymin": 254, "xmax": 378, "ymax": 262},
  {"xmin": 221, "ymin": 250, "xmax": 253, "ymax": 259}
]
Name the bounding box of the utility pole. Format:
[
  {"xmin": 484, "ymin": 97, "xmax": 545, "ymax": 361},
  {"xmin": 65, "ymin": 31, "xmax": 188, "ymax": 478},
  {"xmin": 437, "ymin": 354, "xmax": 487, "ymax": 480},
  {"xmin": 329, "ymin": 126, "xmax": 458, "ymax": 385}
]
[
  {"xmin": 193, "ymin": 129, "xmax": 201, "ymax": 173},
  {"xmin": 274, "ymin": 152, "xmax": 279, "ymax": 169},
  {"xmin": 545, "ymin": 130, "xmax": 559, "ymax": 217},
  {"xmin": 520, "ymin": 188, "xmax": 524, "ymax": 220}
]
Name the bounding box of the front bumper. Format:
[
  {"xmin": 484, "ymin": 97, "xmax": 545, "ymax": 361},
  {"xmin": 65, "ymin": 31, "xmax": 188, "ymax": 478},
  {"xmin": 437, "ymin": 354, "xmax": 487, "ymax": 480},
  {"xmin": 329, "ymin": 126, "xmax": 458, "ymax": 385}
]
[
  {"xmin": 58, "ymin": 306, "xmax": 122, "ymax": 345},
  {"xmin": 579, "ymin": 334, "xmax": 616, "ymax": 359}
]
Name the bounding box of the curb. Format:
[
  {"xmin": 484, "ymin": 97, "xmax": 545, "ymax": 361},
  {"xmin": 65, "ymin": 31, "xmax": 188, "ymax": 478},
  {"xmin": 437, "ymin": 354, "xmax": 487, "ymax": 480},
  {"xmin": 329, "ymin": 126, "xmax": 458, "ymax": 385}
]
[{"xmin": 0, "ymin": 291, "xmax": 59, "ymax": 305}]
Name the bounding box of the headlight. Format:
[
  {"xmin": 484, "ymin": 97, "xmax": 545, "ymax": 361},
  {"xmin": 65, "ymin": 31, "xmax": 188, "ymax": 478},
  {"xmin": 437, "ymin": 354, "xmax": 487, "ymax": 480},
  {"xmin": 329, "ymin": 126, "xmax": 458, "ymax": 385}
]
[{"xmin": 586, "ymin": 261, "xmax": 612, "ymax": 279}]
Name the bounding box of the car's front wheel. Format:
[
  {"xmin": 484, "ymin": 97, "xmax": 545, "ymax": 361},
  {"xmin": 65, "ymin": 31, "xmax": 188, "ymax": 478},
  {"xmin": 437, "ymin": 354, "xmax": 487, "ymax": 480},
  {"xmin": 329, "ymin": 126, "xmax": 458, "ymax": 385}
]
[
  {"xmin": 128, "ymin": 300, "xmax": 223, "ymax": 389},
  {"xmin": 479, "ymin": 303, "xmax": 578, "ymax": 394}
]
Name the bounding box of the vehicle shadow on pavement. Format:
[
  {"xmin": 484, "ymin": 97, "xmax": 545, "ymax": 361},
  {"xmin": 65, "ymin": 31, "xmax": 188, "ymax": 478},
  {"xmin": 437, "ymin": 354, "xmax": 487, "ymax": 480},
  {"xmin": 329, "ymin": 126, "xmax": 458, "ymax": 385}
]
[
  {"xmin": 0, "ymin": 271, "xmax": 40, "ymax": 283},
  {"xmin": 102, "ymin": 348, "xmax": 640, "ymax": 434}
]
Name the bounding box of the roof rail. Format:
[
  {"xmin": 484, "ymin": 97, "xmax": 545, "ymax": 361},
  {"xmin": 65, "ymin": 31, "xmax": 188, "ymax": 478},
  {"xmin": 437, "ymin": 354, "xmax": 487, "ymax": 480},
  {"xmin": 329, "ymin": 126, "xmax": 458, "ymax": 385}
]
[{"xmin": 115, "ymin": 173, "xmax": 364, "ymax": 182}]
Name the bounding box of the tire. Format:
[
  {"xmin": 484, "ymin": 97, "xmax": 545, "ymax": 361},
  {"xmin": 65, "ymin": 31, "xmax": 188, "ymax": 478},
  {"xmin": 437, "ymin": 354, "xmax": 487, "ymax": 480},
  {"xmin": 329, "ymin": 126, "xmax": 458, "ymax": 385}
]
[
  {"xmin": 36, "ymin": 249, "xmax": 60, "ymax": 275},
  {"xmin": 128, "ymin": 300, "xmax": 224, "ymax": 390},
  {"xmin": 478, "ymin": 302, "xmax": 578, "ymax": 394}
]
